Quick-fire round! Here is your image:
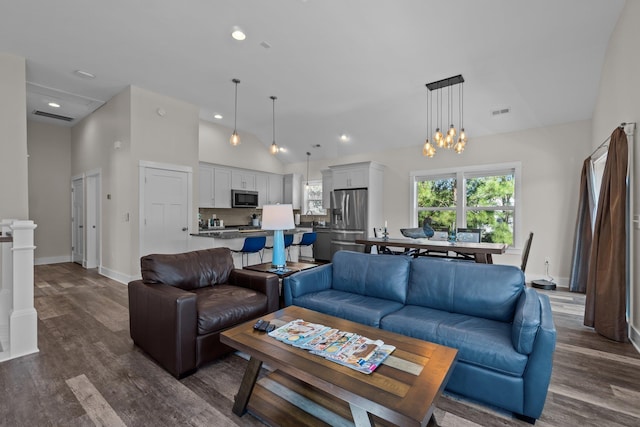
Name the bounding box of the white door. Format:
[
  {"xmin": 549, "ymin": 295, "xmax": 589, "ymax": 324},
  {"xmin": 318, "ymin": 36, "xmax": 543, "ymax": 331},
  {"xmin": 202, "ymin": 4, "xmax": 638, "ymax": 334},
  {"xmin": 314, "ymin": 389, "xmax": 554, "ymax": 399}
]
[
  {"xmin": 71, "ymin": 177, "xmax": 84, "ymax": 264},
  {"xmin": 85, "ymin": 173, "xmax": 100, "ymax": 269},
  {"xmin": 142, "ymin": 167, "xmax": 190, "ymax": 256}
]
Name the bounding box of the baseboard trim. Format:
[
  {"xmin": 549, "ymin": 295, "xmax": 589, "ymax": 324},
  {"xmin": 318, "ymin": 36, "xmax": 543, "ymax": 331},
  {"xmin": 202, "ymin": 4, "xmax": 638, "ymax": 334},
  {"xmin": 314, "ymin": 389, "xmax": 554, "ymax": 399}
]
[
  {"xmin": 98, "ymin": 266, "xmax": 133, "ymax": 285},
  {"xmin": 35, "ymin": 255, "xmax": 72, "ymax": 265}
]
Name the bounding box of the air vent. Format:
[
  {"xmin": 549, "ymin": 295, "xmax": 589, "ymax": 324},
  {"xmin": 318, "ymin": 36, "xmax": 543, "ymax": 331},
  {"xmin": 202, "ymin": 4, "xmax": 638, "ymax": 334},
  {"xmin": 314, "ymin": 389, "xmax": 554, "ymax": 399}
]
[
  {"xmin": 491, "ymin": 107, "xmax": 511, "ymax": 116},
  {"xmin": 32, "ymin": 110, "xmax": 74, "ymax": 122}
]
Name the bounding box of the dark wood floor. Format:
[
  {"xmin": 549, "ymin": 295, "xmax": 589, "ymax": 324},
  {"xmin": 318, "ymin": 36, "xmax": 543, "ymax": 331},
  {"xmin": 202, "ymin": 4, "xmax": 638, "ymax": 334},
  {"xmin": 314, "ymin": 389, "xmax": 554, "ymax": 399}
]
[{"xmin": 0, "ymin": 262, "xmax": 639, "ymax": 426}]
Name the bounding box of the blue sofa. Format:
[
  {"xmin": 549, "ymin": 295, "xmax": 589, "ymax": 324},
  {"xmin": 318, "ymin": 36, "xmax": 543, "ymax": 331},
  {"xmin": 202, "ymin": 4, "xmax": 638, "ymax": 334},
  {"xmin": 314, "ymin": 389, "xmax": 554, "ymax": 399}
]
[{"xmin": 283, "ymin": 251, "xmax": 556, "ymax": 423}]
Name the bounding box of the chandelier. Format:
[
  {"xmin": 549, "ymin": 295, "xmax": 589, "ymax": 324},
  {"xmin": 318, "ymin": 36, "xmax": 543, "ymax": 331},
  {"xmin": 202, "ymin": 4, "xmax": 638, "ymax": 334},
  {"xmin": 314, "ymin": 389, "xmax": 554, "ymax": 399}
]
[{"xmin": 422, "ymin": 75, "xmax": 468, "ymax": 158}]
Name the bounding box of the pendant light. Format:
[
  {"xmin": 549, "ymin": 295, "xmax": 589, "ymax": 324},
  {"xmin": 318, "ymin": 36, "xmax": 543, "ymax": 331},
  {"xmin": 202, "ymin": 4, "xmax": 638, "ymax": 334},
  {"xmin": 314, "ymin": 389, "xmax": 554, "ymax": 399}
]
[
  {"xmin": 269, "ymin": 96, "xmax": 279, "ymax": 155},
  {"xmin": 305, "ymin": 152, "xmax": 311, "ymax": 189},
  {"xmin": 230, "ymin": 78, "xmax": 241, "ymax": 146},
  {"xmin": 423, "ymin": 75, "xmax": 468, "ymax": 158}
]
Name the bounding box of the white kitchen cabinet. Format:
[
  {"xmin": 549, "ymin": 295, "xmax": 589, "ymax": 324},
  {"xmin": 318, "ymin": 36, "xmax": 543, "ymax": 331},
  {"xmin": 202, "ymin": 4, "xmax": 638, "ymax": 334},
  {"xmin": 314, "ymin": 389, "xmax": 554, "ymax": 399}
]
[
  {"xmin": 199, "ymin": 163, "xmax": 232, "ymax": 208},
  {"xmin": 268, "ymin": 174, "xmax": 283, "ymax": 205},
  {"xmin": 231, "ymin": 170, "xmax": 256, "ymax": 190},
  {"xmin": 283, "ymin": 173, "xmax": 301, "ymax": 210},
  {"xmin": 199, "ymin": 163, "xmax": 215, "ymax": 208},
  {"xmin": 331, "ymin": 165, "xmax": 368, "ymax": 189},
  {"xmin": 321, "ymin": 169, "xmax": 332, "ymax": 209},
  {"xmin": 213, "ymin": 167, "xmax": 232, "ymax": 208},
  {"xmin": 255, "ymin": 173, "xmax": 268, "ymax": 207}
]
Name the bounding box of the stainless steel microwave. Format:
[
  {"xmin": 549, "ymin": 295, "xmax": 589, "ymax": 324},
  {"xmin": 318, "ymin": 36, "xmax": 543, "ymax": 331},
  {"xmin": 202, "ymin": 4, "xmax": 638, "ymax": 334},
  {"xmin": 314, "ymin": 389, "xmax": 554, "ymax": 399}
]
[{"xmin": 231, "ymin": 190, "xmax": 259, "ymax": 208}]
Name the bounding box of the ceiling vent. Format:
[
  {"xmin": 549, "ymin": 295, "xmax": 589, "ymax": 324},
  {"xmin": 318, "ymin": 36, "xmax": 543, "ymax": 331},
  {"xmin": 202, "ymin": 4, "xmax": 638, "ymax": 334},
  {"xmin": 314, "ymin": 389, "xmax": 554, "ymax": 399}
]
[
  {"xmin": 32, "ymin": 110, "xmax": 74, "ymax": 122},
  {"xmin": 491, "ymin": 107, "xmax": 511, "ymax": 116}
]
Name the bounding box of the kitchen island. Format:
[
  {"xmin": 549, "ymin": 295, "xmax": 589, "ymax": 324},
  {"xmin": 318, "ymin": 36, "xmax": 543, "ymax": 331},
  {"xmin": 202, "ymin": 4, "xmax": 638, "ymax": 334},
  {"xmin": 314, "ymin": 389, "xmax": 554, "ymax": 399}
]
[{"xmin": 190, "ymin": 227, "xmax": 312, "ymax": 267}]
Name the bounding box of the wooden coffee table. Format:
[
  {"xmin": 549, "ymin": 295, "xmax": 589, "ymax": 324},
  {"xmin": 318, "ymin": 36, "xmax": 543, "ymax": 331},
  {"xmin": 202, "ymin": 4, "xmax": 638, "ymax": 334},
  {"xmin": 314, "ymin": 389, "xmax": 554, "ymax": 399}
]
[{"xmin": 221, "ymin": 306, "xmax": 458, "ymax": 427}]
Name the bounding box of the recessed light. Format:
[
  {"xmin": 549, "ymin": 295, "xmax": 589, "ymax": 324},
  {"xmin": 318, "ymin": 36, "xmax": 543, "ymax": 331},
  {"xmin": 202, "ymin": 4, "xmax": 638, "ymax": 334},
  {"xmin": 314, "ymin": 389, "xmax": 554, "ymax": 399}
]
[
  {"xmin": 48, "ymin": 102, "xmax": 61, "ymax": 108},
  {"xmin": 278, "ymin": 147, "xmax": 287, "ymax": 153},
  {"xmin": 339, "ymin": 134, "xmax": 350, "ymax": 142},
  {"xmin": 231, "ymin": 26, "xmax": 246, "ymax": 41},
  {"xmin": 74, "ymin": 70, "xmax": 96, "ymax": 79},
  {"xmin": 213, "ymin": 114, "xmax": 223, "ymax": 119}
]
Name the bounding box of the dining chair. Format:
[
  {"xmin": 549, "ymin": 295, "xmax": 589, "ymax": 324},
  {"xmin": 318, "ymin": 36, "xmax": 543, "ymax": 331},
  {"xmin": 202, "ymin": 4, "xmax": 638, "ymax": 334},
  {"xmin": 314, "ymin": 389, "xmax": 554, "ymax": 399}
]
[
  {"xmin": 456, "ymin": 228, "xmax": 481, "ymax": 243},
  {"xmin": 373, "ymin": 228, "xmax": 415, "ymax": 256},
  {"xmin": 520, "ymin": 231, "xmax": 534, "ymax": 272},
  {"xmin": 231, "ymin": 236, "xmax": 266, "ymax": 267}
]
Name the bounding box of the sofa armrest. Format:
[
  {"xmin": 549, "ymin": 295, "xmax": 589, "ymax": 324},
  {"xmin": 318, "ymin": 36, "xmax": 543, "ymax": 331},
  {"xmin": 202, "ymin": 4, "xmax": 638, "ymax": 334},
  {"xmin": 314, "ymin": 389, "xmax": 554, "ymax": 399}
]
[
  {"xmin": 511, "ymin": 287, "xmax": 541, "ymax": 354},
  {"xmin": 522, "ymin": 293, "xmax": 557, "ymax": 419},
  {"xmin": 228, "ymin": 269, "xmax": 280, "ymax": 313},
  {"xmin": 128, "ymin": 280, "xmax": 197, "ymax": 378},
  {"xmin": 283, "ymin": 264, "xmax": 333, "ymax": 306}
]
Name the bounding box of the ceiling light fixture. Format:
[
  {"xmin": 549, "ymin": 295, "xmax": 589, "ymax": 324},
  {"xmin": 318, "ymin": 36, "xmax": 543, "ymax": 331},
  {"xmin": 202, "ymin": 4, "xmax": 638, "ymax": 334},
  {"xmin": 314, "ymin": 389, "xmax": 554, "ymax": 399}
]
[
  {"xmin": 231, "ymin": 26, "xmax": 246, "ymax": 41},
  {"xmin": 305, "ymin": 152, "xmax": 311, "ymax": 189},
  {"xmin": 423, "ymin": 75, "xmax": 468, "ymax": 158},
  {"xmin": 339, "ymin": 134, "xmax": 350, "ymax": 142},
  {"xmin": 48, "ymin": 102, "xmax": 61, "ymax": 108},
  {"xmin": 213, "ymin": 114, "xmax": 223, "ymax": 119},
  {"xmin": 230, "ymin": 78, "xmax": 241, "ymax": 146},
  {"xmin": 270, "ymin": 96, "xmax": 279, "ymax": 155}
]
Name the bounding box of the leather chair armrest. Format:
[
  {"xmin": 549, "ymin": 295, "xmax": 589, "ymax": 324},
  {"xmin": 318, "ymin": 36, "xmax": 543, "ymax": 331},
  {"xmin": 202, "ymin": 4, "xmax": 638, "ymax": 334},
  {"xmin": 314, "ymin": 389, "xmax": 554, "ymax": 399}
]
[
  {"xmin": 128, "ymin": 280, "xmax": 197, "ymax": 378},
  {"xmin": 228, "ymin": 269, "xmax": 280, "ymax": 313}
]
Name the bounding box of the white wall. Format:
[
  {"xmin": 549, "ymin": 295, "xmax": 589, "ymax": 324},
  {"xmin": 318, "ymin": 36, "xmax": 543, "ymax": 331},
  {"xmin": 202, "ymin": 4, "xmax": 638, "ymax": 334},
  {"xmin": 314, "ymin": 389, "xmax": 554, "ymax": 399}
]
[
  {"xmin": 72, "ymin": 87, "xmax": 131, "ymax": 281},
  {"xmin": 286, "ymin": 120, "xmax": 592, "ymax": 283},
  {"xmin": 591, "ymin": 0, "xmax": 640, "ymax": 350},
  {"xmin": 27, "ymin": 121, "xmax": 71, "ymax": 264},
  {"xmin": 199, "ymin": 121, "xmax": 284, "ymax": 174},
  {"xmin": 129, "ymin": 86, "xmax": 200, "ymax": 275},
  {"xmin": 0, "ymin": 53, "xmax": 28, "ymax": 220}
]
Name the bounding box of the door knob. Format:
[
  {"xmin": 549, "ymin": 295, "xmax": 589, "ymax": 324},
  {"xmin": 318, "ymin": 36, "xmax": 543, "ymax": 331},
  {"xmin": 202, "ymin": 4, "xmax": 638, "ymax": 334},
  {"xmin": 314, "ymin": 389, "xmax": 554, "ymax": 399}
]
[{"xmin": 182, "ymin": 227, "xmax": 188, "ymax": 231}]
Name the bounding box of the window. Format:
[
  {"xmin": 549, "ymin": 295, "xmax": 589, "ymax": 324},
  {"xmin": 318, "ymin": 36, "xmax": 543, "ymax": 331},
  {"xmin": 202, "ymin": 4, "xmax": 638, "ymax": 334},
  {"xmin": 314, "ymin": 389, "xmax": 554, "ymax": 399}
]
[
  {"xmin": 411, "ymin": 163, "xmax": 521, "ymax": 246},
  {"xmin": 303, "ymin": 179, "xmax": 325, "ymax": 215}
]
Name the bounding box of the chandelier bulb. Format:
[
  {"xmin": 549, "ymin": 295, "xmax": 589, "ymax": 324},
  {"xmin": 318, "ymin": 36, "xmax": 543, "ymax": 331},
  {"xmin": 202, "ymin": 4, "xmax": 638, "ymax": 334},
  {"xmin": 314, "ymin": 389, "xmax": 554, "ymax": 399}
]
[
  {"xmin": 270, "ymin": 141, "xmax": 278, "ymax": 155},
  {"xmin": 433, "ymin": 128, "xmax": 442, "ymax": 142},
  {"xmin": 460, "ymin": 128, "xmax": 467, "ymax": 142},
  {"xmin": 454, "ymin": 141, "xmax": 464, "ymax": 153},
  {"xmin": 448, "ymin": 124, "xmax": 456, "ymax": 138},
  {"xmin": 230, "ymin": 130, "xmax": 240, "ymax": 146}
]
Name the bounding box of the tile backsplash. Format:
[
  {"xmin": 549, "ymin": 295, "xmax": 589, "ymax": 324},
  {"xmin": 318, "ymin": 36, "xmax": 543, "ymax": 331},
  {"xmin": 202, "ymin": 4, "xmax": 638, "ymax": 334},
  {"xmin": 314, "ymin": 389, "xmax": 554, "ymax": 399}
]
[{"xmin": 199, "ymin": 208, "xmax": 328, "ymax": 228}]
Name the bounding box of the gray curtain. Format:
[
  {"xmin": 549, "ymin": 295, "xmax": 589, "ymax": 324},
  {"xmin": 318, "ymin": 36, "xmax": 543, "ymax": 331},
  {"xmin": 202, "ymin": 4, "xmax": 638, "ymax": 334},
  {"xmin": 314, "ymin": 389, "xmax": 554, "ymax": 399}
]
[
  {"xmin": 569, "ymin": 158, "xmax": 595, "ymax": 293},
  {"xmin": 584, "ymin": 127, "xmax": 628, "ymax": 342}
]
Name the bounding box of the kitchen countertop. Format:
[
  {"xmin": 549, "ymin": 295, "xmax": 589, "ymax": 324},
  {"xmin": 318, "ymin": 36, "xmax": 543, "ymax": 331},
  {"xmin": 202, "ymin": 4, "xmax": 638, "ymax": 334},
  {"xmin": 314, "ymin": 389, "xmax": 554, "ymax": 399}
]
[{"xmin": 192, "ymin": 227, "xmax": 311, "ymax": 240}]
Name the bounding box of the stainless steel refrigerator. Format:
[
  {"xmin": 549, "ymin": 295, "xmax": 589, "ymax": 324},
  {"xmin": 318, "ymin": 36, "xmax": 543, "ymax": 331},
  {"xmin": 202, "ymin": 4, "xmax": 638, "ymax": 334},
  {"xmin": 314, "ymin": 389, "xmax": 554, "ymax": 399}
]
[{"xmin": 330, "ymin": 188, "xmax": 367, "ymax": 257}]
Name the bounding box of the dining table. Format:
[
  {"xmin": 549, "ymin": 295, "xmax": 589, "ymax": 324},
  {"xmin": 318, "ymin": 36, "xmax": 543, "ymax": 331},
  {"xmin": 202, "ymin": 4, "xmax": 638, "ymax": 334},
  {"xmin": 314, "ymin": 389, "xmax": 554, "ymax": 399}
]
[{"xmin": 355, "ymin": 237, "xmax": 508, "ymax": 264}]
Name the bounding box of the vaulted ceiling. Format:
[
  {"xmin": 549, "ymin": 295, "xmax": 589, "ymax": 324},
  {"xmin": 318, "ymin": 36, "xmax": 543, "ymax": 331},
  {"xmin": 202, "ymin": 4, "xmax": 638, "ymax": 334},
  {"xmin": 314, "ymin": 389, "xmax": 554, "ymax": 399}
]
[{"xmin": 0, "ymin": 0, "xmax": 625, "ymax": 163}]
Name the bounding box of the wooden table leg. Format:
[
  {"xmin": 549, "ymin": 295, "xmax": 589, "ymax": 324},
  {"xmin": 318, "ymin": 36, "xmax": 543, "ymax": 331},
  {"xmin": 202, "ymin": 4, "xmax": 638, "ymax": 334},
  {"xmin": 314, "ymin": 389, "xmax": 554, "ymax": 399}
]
[
  {"xmin": 349, "ymin": 403, "xmax": 375, "ymax": 426},
  {"xmin": 232, "ymin": 356, "xmax": 263, "ymax": 416}
]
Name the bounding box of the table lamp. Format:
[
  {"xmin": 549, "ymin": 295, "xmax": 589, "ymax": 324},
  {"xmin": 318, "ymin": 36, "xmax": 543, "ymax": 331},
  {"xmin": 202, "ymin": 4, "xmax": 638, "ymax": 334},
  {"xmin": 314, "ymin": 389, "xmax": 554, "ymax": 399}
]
[{"xmin": 261, "ymin": 204, "xmax": 295, "ymax": 271}]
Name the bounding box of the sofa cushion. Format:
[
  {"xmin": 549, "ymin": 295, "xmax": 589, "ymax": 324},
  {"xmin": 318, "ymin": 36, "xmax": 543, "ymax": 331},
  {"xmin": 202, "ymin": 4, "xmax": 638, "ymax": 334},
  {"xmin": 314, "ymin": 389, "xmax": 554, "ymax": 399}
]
[
  {"xmin": 381, "ymin": 305, "xmax": 529, "ymax": 377},
  {"xmin": 292, "ymin": 289, "xmax": 404, "ymax": 327},
  {"xmin": 195, "ymin": 285, "xmax": 267, "ymax": 335},
  {"xmin": 141, "ymin": 247, "xmax": 234, "ymax": 291},
  {"xmin": 407, "ymin": 257, "xmax": 524, "ymax": 322},
  {"xmin": 332, "ymin": 251, "xmax": 410, "ymax": 304}
]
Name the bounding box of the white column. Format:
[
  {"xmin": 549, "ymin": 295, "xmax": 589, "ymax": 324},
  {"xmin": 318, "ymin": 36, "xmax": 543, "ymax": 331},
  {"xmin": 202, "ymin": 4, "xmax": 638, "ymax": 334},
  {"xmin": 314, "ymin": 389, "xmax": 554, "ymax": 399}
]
[
  {"xmin": 0, "ymin": 220, "xmax": 15, "ymax": 354},
  {"xmin": 8, "ymin": 220, "xmax": 38, "ymax": 359}
]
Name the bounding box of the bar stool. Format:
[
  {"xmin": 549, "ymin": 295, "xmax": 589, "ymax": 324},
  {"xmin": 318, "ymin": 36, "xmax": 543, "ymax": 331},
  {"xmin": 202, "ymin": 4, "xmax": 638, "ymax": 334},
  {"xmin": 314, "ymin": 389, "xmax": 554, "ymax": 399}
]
[
  {"xmin": 231, "ymin": 236, "xmax": 266, "ymax": 267},
  {"xmin": 266, "ymin": 233, "xmax": 294, "ymax": 261},
  {"xmin": 292, "ymin": 232, "xmax": 316, "ymax": 261}
]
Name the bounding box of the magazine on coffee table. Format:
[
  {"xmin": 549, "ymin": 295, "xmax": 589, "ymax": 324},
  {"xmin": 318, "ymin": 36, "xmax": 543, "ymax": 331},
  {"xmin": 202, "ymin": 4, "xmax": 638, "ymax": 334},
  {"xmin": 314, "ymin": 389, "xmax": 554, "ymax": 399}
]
[{"xmin": 268, "ymin": 319, "xmax": 395, "ymax": 374}]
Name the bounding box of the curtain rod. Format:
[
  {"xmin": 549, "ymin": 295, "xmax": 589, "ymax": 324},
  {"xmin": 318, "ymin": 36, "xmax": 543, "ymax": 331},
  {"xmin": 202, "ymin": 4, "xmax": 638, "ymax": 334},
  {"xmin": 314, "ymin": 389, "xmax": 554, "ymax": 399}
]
[{"xmin": 590, "ymin": 121, "xmax": 637, "ymax": 158}]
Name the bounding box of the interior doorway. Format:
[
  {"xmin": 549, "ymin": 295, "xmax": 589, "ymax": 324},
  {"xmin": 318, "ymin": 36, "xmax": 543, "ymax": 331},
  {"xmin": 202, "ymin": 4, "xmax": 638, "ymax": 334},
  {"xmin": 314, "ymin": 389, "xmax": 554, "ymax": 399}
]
[
  {"xmin": 139, "ymin": 162, "xmax": 192, "ymax": 258},
  {"xmin": 71, "ymin": 177, "xmax": 84, "ymax": 265}
]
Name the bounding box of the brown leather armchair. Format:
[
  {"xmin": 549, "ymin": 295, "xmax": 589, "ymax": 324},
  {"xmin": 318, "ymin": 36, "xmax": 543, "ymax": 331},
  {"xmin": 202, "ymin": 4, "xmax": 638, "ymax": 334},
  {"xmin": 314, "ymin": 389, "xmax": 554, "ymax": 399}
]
[{"xmin": 128, "ymin": 247, "xmax": 279, "ymax": 378}]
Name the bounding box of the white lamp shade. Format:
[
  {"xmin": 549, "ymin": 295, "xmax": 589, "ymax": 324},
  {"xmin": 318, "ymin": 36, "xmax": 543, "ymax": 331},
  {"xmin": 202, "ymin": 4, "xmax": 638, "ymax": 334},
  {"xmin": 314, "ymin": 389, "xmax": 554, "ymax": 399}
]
[{"xmin": 261, "ymin": 204, "xmax": 295, "ymax": 230}]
